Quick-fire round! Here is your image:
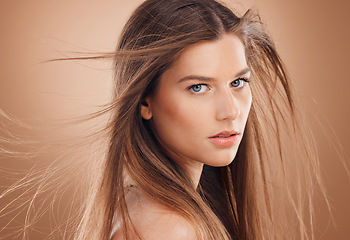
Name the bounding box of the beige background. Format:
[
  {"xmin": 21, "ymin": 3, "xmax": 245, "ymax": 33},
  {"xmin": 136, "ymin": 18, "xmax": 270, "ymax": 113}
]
[{"xmin": 0, "ymin": 0, "xmax": 349, "ymax": 239}]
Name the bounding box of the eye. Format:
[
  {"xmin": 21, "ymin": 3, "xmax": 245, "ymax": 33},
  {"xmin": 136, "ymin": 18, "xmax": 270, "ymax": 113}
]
[
  {"xmin": 231, "ymin": 78, "xmax": 250, "ymax": 89},
  {"xmin": 188, "ymin": 84, "xmax": 208, "ymax": 94}
]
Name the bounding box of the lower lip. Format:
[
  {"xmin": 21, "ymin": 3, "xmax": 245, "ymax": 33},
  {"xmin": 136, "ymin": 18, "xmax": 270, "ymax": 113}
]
[{"xmin": 208, "ymin": 135, "xmax": 239, "ymax": 148}]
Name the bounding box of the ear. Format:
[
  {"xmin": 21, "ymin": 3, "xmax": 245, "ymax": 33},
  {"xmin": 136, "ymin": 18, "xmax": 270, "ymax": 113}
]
[{"xmin": 140, "ymin": 97, "xmax": 152, "ymax": 120}]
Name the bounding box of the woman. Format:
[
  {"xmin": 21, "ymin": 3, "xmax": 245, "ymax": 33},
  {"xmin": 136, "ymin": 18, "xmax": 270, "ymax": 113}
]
[
  {"xmin": 72, "ymin": 0, "xmax": 326, "ymax": 239},
  {"xmin": 1, "ymin": 0, "xmax": 326, "ymax": 239}
]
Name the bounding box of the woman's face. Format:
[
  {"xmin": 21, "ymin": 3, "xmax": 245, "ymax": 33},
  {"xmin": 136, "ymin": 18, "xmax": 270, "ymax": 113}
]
[{"xmin": 141, "ymin": 34, "xmax": 252, "ymax": 176}]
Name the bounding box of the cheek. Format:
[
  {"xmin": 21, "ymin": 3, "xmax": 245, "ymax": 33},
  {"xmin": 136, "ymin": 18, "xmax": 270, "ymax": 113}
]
[
  {"xmin": 241, "ymin": 88, "xmax": 252, "ymax": 118},
  {"xmin": 150, "ymin": 90, "xmax": 211, "ymax": 148},
  {"xmin": 152, "ymin": 94, "xmax": 204, "ymax": 134}
]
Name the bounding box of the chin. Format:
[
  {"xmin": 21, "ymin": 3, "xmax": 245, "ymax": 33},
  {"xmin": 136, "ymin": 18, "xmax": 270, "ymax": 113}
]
[
  {"xmin": 206, "ymin": 156, "xmax": 236, "ymax": 167},
  {"xmin": 211, "ymin": 150, "xmax": 238, "ymax": 167}
]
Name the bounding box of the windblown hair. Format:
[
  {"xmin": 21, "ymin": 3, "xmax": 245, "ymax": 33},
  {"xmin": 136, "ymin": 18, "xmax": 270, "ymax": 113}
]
[
  {"xmin": 0, "ymin": 0, "xmax": 327, "ymax": 239},
  {"xmin": 73, "ymin": 0, "xmax": 325, "ymax": 239}
]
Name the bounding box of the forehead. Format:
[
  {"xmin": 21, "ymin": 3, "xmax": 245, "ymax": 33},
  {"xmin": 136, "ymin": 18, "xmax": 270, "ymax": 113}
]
[{"xmin": 164, "ymin": 34, "xmax": 248, "ymax": 80}]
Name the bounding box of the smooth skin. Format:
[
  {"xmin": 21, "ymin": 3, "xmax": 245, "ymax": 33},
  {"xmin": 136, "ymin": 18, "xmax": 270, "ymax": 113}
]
[
  {"xmin": 142, "ymin": 33, "xmax": 252, "ymax": 187},
  {"xmin": 113, "ymin": 34, "xmax": 252, "ymax": 240}
]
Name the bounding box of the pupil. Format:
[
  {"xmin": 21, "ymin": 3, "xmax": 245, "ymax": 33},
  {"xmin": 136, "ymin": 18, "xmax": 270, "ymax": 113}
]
[
  {"xmin": 193, "ymin": 85, "xmax": 201, "ymax": 92},
  {"xmin": 232, "ymin": 80, "xmax": 240, "ymax": 87}
]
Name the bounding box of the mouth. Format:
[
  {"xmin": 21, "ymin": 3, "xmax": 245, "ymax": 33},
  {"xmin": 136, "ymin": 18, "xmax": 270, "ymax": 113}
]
[
  {"xmin": 209, "ymin": 130, "xmax": 239, "ymax": 138},
  {"xmin": 208, "ymin": 130, "xmax": 240, "ymax": 147}
]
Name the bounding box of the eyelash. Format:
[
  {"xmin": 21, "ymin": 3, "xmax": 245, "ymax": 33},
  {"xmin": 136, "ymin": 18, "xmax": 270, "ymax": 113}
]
[
  {"xmin": 231, "ymin": 77, "xmax": 250, "ymax": 88},
  {"xmin": 188, "ymin": 77, "xmax": 250, "ymax": 94}
]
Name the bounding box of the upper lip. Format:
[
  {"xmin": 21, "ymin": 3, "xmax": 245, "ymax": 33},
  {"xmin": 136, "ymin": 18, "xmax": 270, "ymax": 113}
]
[{"xmin": 209, "ymin": 130, "xmax": 239, "ymax": 138}]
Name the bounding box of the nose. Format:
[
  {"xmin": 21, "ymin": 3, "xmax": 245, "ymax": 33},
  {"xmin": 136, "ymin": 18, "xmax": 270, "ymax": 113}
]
[{"xmin": 215, "ymin": 88, "xmax": 240, "ymax": 121}]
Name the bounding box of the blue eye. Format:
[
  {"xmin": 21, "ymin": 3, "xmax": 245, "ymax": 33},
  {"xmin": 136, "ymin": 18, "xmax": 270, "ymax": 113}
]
[
  {"xmin": 231, "ymin": 78, "xmax": 249, "ymax": 88},
  {"xmin": 189, "ymin": 84, "xmax": 208, "ymax": 93}
]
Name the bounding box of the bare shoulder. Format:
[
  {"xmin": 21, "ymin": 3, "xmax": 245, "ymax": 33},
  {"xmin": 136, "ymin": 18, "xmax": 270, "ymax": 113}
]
[{"xmin": 111, "ymin": 187, "xmax": 197, "ymax": 240}]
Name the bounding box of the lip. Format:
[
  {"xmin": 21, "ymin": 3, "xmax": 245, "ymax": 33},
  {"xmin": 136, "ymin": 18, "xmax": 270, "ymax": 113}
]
[{"xmin": 208, "ymin": 130, "xmax": 240, "ymax": 148}]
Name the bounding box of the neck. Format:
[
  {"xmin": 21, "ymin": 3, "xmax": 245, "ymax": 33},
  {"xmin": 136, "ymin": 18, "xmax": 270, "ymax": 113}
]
[{"xmin": 184, "ymin": 162, "xmax": 204, "ymax": 189}]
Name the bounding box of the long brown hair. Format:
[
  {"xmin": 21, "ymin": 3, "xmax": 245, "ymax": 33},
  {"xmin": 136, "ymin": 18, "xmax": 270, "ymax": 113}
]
[{"xmin": 73, "ymin": 0, "xmax": 327, "ymax": 239}]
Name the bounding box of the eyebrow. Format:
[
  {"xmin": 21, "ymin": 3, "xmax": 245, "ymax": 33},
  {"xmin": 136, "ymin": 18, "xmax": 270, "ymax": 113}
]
[{"xmin": 178, "ymin": 67, "xmax": 251, "ymax": 83}]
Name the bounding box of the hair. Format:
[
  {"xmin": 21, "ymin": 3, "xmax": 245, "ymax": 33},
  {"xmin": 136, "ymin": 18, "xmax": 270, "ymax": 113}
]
[
  {"xmin": 0, "ymin": 0, "xmax": 327, "ymax": 239},
  {"xmin": 72, "ymin": 0, "xmax": 327, "ymax": 239}
]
